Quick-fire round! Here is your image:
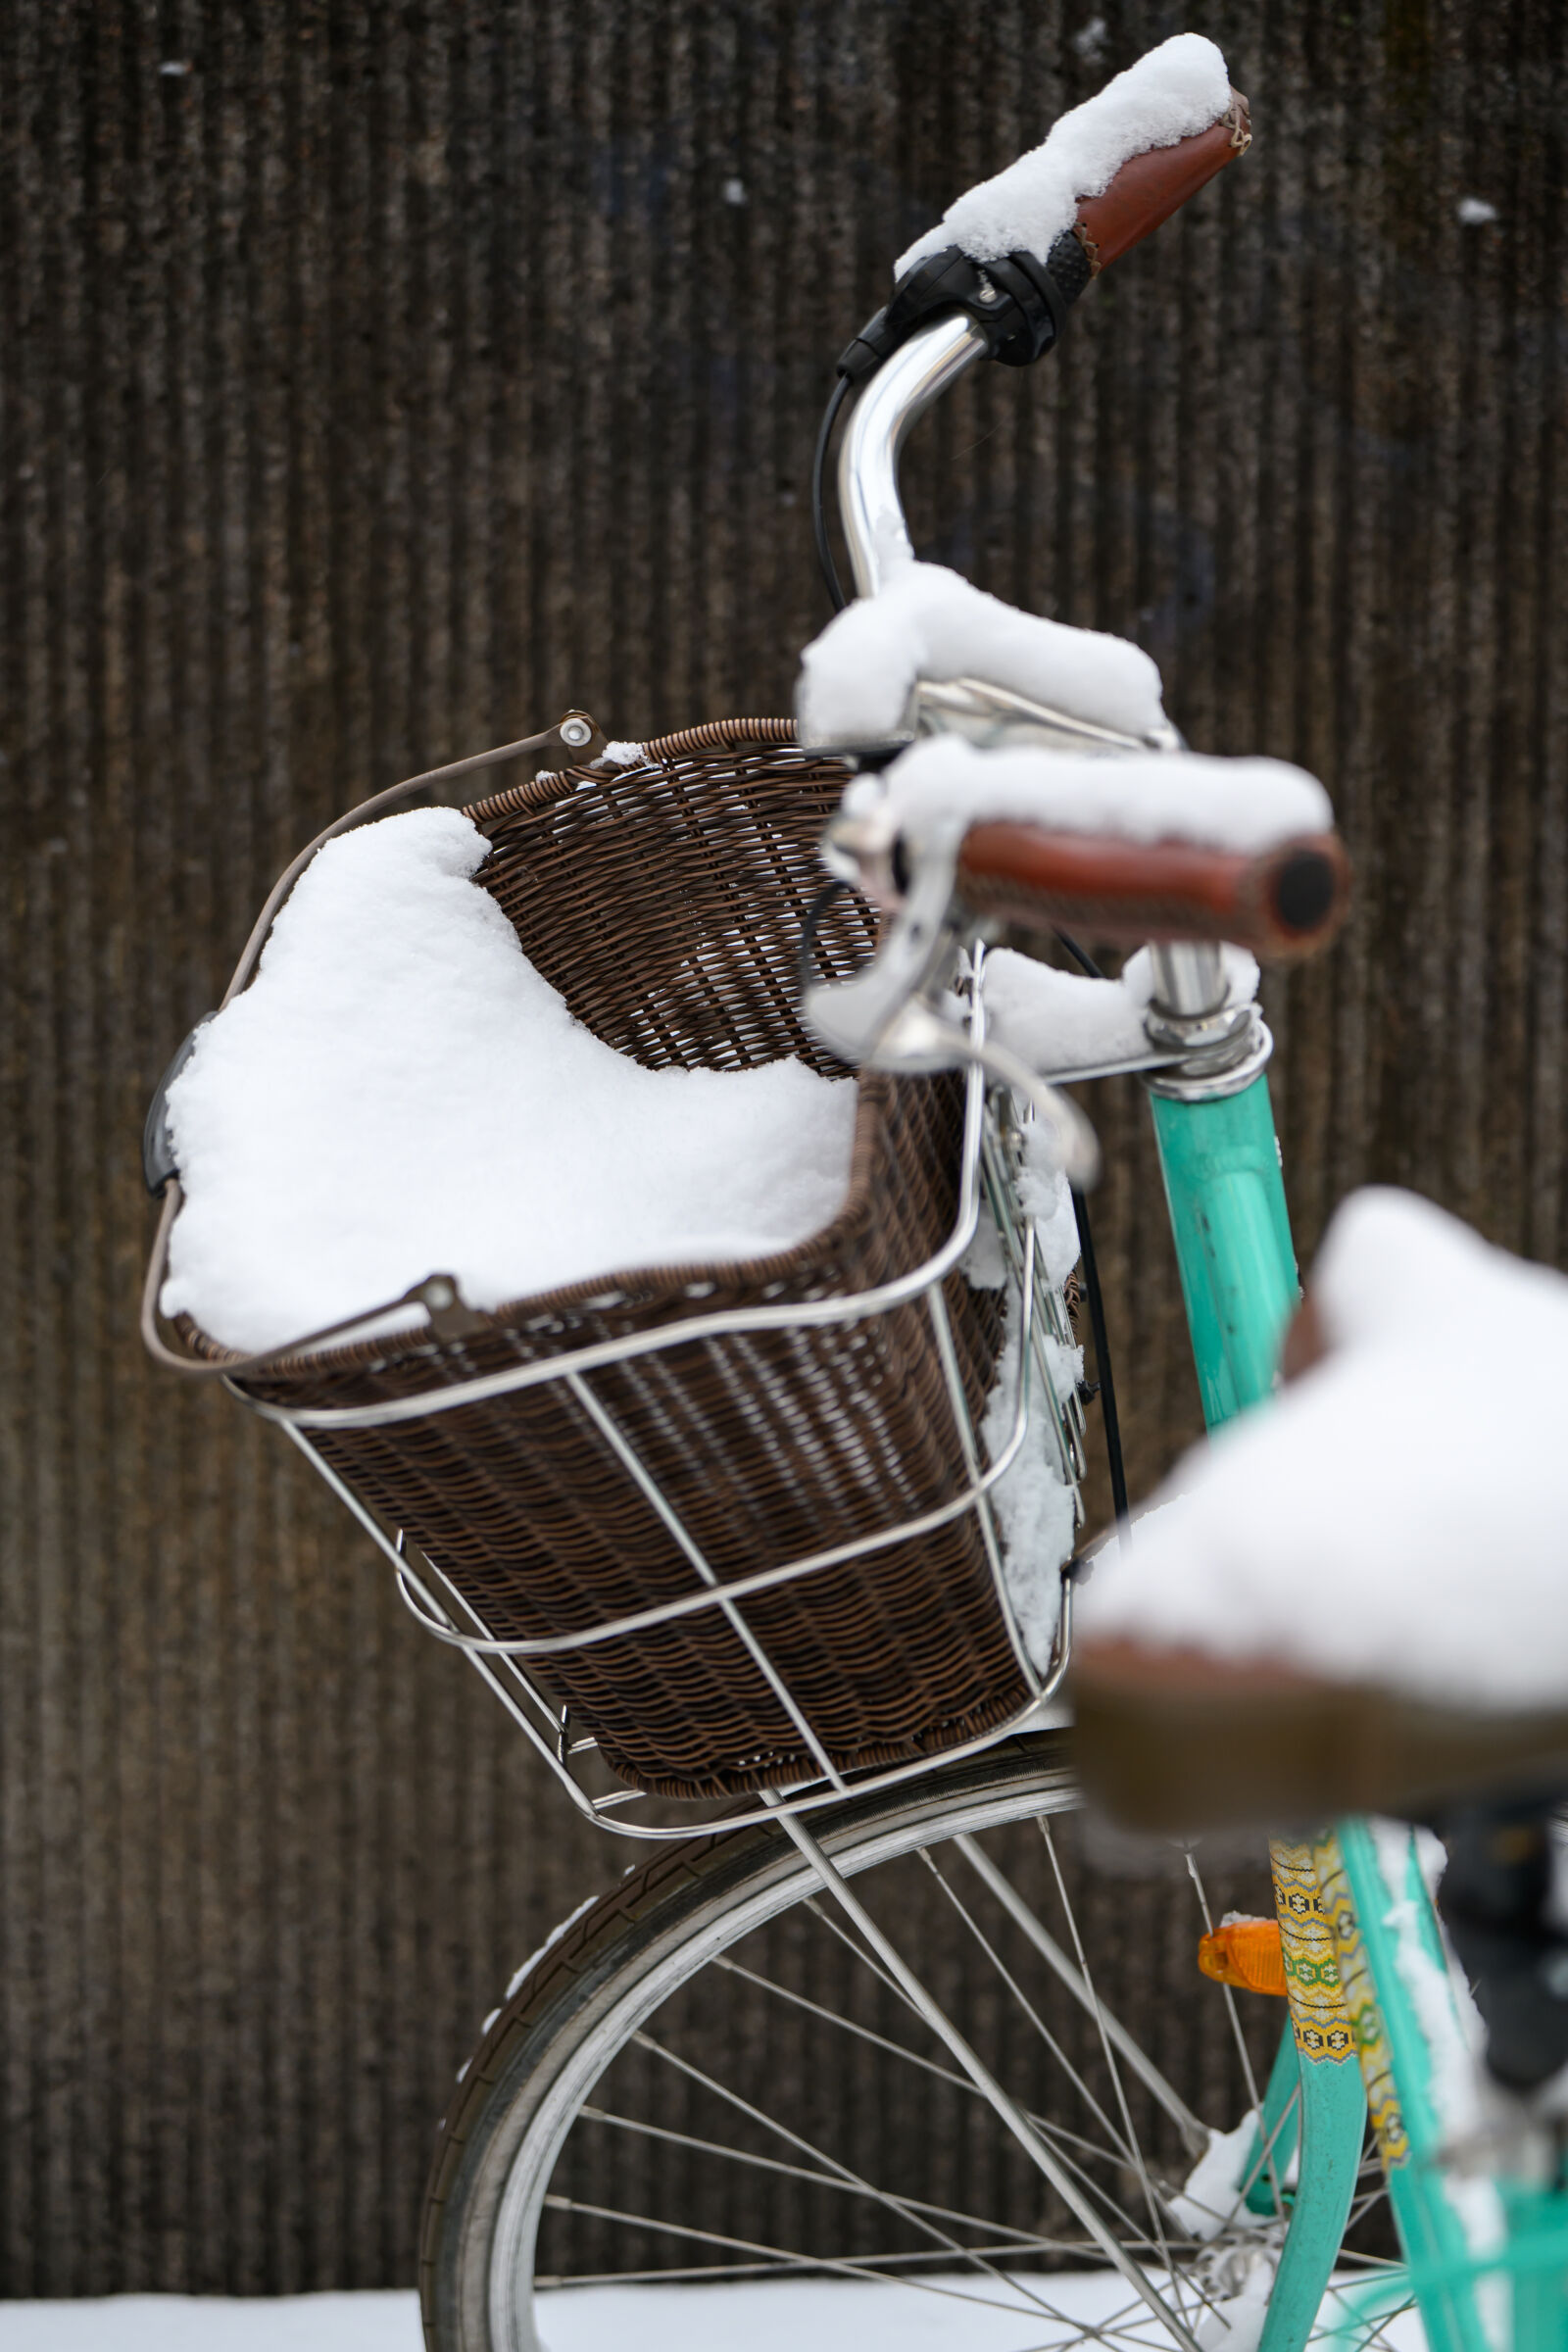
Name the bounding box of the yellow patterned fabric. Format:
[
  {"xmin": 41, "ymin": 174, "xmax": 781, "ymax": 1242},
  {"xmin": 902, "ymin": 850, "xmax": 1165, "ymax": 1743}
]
[
  {"xmin": 1308, "ymin": 1833, "xmax": 1410, "ymax": 2169},
  {"xmin": 1269, "ymin": 1838, "xmax": 1357, "ymax": 2065}
]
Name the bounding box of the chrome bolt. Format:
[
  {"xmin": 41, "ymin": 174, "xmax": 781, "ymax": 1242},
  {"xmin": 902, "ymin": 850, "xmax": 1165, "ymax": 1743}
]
[{"xmin": 559, "ymin": 714, "xmax": 593, "ymax": 749}]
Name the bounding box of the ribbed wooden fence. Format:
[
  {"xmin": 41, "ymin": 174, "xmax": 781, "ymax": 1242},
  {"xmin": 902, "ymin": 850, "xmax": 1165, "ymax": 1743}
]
[{"xmin": 1, "ymin": 0, "xmax": 1563, "ymax": 2296}]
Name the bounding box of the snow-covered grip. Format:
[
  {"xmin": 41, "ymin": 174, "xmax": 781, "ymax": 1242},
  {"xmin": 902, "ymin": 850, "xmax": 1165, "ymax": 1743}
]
[
  {"xmin": 954, "ymin": 821, "xmax": 1348, "ymax": 961},
  {"xmin": 1073, "ymin": 90, "xmax": 1250, "ymax": 276}
]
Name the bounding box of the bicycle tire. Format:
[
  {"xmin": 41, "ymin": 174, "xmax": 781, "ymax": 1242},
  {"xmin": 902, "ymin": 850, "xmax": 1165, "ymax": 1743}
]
[{"xmin": 419, "ymin": 1731, "xmax": 1348, "ymax": 2352}]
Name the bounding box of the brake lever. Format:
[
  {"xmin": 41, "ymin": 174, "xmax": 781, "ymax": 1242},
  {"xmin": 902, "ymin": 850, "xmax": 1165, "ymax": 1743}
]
[
  {"xmin": 803, "ymin": 814, "xmax": 1101, "ymax": 1188},
  {"xmin": 804, "ymin": 816, "xmax": 960, "ymax": 1064},
  {"xmin": 862, "ymin": 999, "xmax": 1101, "ymax": 1189}
]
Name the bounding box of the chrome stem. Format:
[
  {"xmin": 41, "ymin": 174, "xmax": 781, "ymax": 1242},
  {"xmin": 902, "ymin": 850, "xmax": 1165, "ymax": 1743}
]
[
  {"xmin": 838, "ymin": 314, "xmax": 988, "ymax": 597},
  {"xmin": 1147, "ymin": 940, "xmax": 1228, "ymax": 1019}
]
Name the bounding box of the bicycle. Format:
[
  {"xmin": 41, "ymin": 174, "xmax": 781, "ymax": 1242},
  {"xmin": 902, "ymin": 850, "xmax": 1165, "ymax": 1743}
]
[{"xmin": 137, "ymin": 35, "xmax": 1531, "ymax": 2352}]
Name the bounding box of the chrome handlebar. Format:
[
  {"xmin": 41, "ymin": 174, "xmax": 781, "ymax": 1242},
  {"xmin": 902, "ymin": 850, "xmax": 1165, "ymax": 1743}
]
[
  {"xmin": 823, "ymin": 314, "xmax": 1231, "ymax": 1056},
  {"xmin": 837, "ymin": 315, "xmax": 988, "ymax": 597}
]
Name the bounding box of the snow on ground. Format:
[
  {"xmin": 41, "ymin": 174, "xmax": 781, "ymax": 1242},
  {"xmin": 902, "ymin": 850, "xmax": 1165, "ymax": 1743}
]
[
  {"xmin": 0, "ymin": 2293, "xmax": 418, "ymax": 2350},
  {"xmin": 163, "ymin": 807, "xmax": 858, "ymax": 1356},
  {"xmin": 0, "ymin": 2276, "xmax": 1431, "ymax": 2352}
]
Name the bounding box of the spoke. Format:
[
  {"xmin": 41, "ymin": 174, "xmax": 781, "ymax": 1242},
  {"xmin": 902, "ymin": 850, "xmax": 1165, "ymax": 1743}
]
[
  {"xmin": 1038, "ymin": 1823, "xmax": 1193, "ymax": 2325},
  {"xmin": 1318, "ymin": 2285, "xmax": 1420, "ymax": 2352},
  {"xmin": 627, "ymin": 2031, "xmax": 1090, "ymax": 2323},
  {"xmin": 576, "ymin": 2103, "xmax": 1104, "ymax": 2259},
  {"xmin": 541, "ymin": 2249, "xmax": 1196, "ymax": 2305},
  {"xmin": 771, "ymin": 1802, "xmax": 1205, "ymax": 2352},
  {"xmin": 1180, "ymin": 1844, "xmax": 1283, "ymax": 2220},
  {"xmin": 542, "ymin": 2193, "xmax": 1143, "ymax": 2324},
  {"xmin": 957, "ymin": 1833, "xmax": 1205, "ymax": 2154},
  {"xmin": 714, "ymin": 1953, "xmax": 1138, "ymax": 2181},
  {"xmin": 544, "ymin": 2200, "xmax": 1206, "ymax": 2352},
  {"xmin": 803, "ymin": 1888, "xmax": 934, "ymax": 2015},
  {"xmin": 1182, "ymin": 2082, "xmax": 1302, "ymax": 2244},
  {"xmin": 905, "ymin": 1849, "xmax": 1205, "ymax": 2282},
  {"xmin": 914, "ymin": 1843, "xmax": 1143, "ymax": 2168}
]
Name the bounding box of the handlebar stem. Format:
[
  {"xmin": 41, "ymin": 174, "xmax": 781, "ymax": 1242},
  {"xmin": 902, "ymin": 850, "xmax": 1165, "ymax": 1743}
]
[
  {"xmin": 1148, "ymin": 941, "xmax": 1228, "ymax": 1019},
  {"xmin": 838, "ymin": 315, "xmax": 988, "ymax": 598}
]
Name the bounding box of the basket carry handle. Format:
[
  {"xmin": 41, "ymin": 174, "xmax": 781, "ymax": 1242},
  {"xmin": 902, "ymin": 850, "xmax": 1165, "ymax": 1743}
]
[{"xmin": 140, "ymin": 710, "xmax": 607, "ymax": 1378}]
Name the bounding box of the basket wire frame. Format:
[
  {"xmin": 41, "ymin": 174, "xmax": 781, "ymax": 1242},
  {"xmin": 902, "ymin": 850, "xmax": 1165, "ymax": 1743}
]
[
  {"xmin": 159, "ymin": 724, "xmax": 1093, "ymax": 1813},
  {"xmin": 273, "ymin": 1002, "xmax": 1089, "ymax": 1839}
]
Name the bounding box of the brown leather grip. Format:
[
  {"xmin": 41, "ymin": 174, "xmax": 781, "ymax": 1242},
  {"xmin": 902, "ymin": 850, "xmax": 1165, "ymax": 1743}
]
[
  {"xmin": 955, "ymin": 821, "xmax": 1349, "ymax": 961},
  {"xmin": 1073, "ymin": 90, "xmax": 1251, "ymax": 275}
]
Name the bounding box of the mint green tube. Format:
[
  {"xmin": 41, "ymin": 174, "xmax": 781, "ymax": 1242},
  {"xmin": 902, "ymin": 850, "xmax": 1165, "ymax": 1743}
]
[
  {"xmin": 1150, "ymin": 1072, "xmax": 1363, "ymax": 2352},
  {"xmin": 1149, "ymin": 1075, "xmax": 1299, "ymax": 1427}
]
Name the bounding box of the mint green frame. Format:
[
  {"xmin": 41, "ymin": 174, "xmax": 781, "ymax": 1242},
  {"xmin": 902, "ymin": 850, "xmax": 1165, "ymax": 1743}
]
[
  {"xmin": 1152, "ymin": 1070, "xmax": 1559, "ymax": 2352},
  {"xmin": 1151, "ymin": 1073, "xmax": 1370, "ymax": 2352}
]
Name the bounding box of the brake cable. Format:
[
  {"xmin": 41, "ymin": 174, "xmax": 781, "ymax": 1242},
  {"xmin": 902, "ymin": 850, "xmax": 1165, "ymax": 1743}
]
[{"xmin": 812, "ymin": 376, "xmax": 853, "ymax": 613}]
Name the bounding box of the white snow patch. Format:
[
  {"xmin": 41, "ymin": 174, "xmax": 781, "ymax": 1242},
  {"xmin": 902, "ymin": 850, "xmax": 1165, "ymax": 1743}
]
[
  {"xmin": 162, "ymin": 808, "xmax": 858, "ymax": 1355},
  {"xmin": 1165, "ymin": 2115, "xmax": 1258, "ymax": 2241},
  {"xmin": 796, "ymin": 561, "xmax": 1167, "ymax": 747},
  {"xmin": 897, "ymin": 35, "xmax": 1232, "ymax": 274},
  {"xmin": 1372, "ymin": 1821, "xmax": 1491, "ymax": 2146},
  {"xmin": 962, "ymin": 1215, "xmax": 1008, "ymax": 1290},
  {"xmin": 874, "ymin": 733, "xmax": 1332, "ymax": 858},
  {"xmin": 1457, "ymin": 197, "xmax": 1498, "ymax": 226},
  {"xmin": 1195, "ymin": 2252, "xmax": 1275, "ymax": 2352},
  {"xmin": 1071, "ymin": 19, "xmax": 1109, "ymax": 63},
  {"xmin": 1077, "ymin": 1187, "xmax": 1568, "ymax": 1710},
  {"xmin": 597, "ymin": 740, "xmax": 646, "ymax": 766},
  {"xmin": 1017, "ymin": 1130, "xmax": 1082, "ymax": 1290},
  {"xmin": 1372, "ymin": 1822, "xmax": 1507, "ymax": 2338},
  {"xmin": 981, "ymin": 1272, "xmax": 1082, "ymax": 1674},
  {"xmin": 983, "ymin": 943, "xmax": 1259, "ymax": 1077}
]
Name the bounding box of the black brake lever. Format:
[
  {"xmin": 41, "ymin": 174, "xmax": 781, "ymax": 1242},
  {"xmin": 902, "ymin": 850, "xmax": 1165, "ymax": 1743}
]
[{"xmin": 836, "ymin": 230, "xmax": 1091, "ymax": 386}]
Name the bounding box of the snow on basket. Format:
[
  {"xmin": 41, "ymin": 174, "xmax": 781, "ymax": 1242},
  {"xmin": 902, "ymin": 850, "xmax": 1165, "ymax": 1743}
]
[
  {"xmin": 161, "ymin": 807, "xmax": 861, "ymax": 1356},
  {"xmin": 158, "ymin": 728, "xmax": 1083, "ymax": 1801}
]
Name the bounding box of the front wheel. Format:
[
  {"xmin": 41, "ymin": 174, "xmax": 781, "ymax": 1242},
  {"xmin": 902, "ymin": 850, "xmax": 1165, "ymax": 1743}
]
[{"xmin": 420, "ymin": 1734, "xmax": 1351, "ymax": 2352}]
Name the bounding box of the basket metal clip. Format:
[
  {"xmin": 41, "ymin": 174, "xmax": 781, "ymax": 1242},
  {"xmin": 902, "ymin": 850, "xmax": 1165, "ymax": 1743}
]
[{"xmin": 415, "ymin": 1274, "xmax": 490, "ymax": 1342}]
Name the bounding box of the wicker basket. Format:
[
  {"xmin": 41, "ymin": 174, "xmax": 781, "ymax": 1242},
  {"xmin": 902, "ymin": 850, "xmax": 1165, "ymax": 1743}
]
[{"xmin": 194, "ymin": 722, "xmax": 1033, "ymax": 1798}]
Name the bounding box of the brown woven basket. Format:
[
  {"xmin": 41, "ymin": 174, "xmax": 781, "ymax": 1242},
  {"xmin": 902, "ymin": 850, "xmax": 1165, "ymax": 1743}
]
[{"xmin": 198, "ymin": 721, "xmax": 1030, "ymax": 1798}]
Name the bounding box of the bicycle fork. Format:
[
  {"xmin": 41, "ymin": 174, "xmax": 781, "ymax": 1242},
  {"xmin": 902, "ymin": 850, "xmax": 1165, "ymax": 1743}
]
[{"xmin": 1149, "ymin": 1047, "xmax": 1370, "ymax": 2352}]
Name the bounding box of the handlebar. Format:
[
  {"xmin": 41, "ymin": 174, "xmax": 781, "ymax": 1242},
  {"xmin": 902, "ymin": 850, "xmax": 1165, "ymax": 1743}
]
[
  {"xmin": 1074, "ymin": 93, "xmax": 1250, "ymax": 275},
  {"xmin": 954, "ymin": 821, "xmax": 1349, "ymax": 962},
  {"xmin": 836, "ymin": 83, "xmax": 1251, "ymax": 600}
]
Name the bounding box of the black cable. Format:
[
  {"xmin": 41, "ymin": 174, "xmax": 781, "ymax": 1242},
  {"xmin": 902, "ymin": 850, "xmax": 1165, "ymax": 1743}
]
[
  {"xmin": 811, "ymin": 374, "xmax": 853, "ymax": 614},
  {"xmin": 1073, "ymin": 1183, "xmax": 1129, "ymax": 1528},
  {"xmin": 1054, "ymin": 928, "xmax": 1130, "ymax": 1526},
  {"xmin": 1054, "ymin": 928, "xmax": 1099, "ymax": 981},
  {"xmin": 796, "ymin": 876, "xmax": 858, "ymax": 1001}
]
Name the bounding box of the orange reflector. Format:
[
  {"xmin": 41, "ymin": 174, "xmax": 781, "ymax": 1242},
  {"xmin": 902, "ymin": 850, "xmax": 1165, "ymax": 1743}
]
[{"xmin": 1199, "ymin": 1917, "xmax": 1288, "ymax": 1997}]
